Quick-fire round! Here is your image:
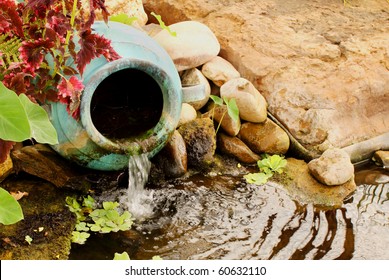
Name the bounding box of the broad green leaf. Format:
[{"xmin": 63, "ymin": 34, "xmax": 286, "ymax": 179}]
[
  {"xmin": 150, "ymin": 12, "xmax": 177, "ymax": 37},
  {"xmin": 113, "ymin": 252, "xmax": 130, "ymax": 260},
  {"xmin": 103, "ymin": 201, "xmax": 119, "ymax": 211},
  {"xmin": 0, "ymin": 187, "xmax": 24, "ymax": 225},
  {"xmin": 0, "ymin": 82, "xmax": 30, "ymax": 141},
  {"xmin": 19, "ymin": 94, "xmax": 58, "ymax": 145},
  {"xmin": 71, "ymin": 231, "xmax": 90, "ymax": 244},
  {"xmin": 224, "ymin": 98, "xmax": 240, "ymax": 123},
  {"xmin": 210, "ymin": 95, "xmax": 224, "ymax": 106},
  {"xmin": 75, "ymin": 222, "xmax": 89, "ymax": 232},
  {"xmin": 109, "ymin": 13, "xmax": 138, "ymax": 26},
  {"xmin": 243, "ymin": 172, "xmax": 272, "ymax": 185},
  {"xmin": 258, "ymin": 154, "xmax": 287, "ymax": 174}
]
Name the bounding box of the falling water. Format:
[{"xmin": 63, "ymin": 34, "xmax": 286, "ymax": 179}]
[{"xmin": 119, "ymin": 154, "xmax": 155, "ymax": 220}]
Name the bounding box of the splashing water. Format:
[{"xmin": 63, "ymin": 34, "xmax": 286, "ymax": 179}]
[{"xmin": 119, "ymin": 154, "xmax": 155, "ymax": 220}]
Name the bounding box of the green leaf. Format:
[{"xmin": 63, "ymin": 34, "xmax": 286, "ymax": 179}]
[
  {"xmin": 0, "ymin": 187, "xmax": 24, "ymax": 225},
  {"xmin": 71, "ymin": 231, "xmax": 90, "ymax": 244},
  {"xmin": 25, "ymin": 235, "xmax": 32, "ymax": 245},
  {"xmin": 18, "ymin": 94, "xmax": 58, "ymax": 145},
  {"xmin": 210, "ymin": 95, "xmax": 224, "ymax": 106},
  {"xmin": 82, "ymin": 195, "xmax": 96, "ymax": 209},
  {"xmin": 75, "ymin": 222, "xmax": 89, "ymax": 232},
  {"xmin": 113, "ymin": 252, "xmax": 130, "ymax": 260},
  {"xmin": 89, "ymin": 224, "xmax": 101, "ymax": 232},
  {"xmin": 150, "ymin": 12, "xmax": 177, "ymax": 37},
  {"xmin": 109, "ymin": 13, "xmax": 138, "ymax": 25},
  {"xmin": 0, "ymin": 82, "xmax": 30, "ymax": 141},
  {"xmin": 258, "ymin": 154, "xmax": 287, "ymax": 174},
  {"xmin": 243, "ymin": 172, "xmax": 272, "ymax": 185},
  {"xmin": 224, "ymin": 98, "xmax": 240, "ymax": 123},
  {"xmin": 103, "ymin": 201, "xmax": 119, "ymax": 211}
]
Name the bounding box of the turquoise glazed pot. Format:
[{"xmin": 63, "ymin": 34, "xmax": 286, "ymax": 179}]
[{"xmin": 49, "ymin": 21, "xmax": 186, "ymax": 171}]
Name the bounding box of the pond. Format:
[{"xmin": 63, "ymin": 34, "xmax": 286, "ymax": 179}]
[{"xmin": 69, "ymin": 160, "xmax": 389, "ymax": 260}]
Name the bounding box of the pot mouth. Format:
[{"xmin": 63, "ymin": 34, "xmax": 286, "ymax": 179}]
[{"xmin": 80, "ymin": 57, "xmax": 181, "ymax": 156}]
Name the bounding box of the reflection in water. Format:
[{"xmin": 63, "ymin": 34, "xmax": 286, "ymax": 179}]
[
  {"xmin": 69, "ymin": 163, "xmax": 389, "ymax": 260},
  {"xmin": 132, "ymin": 165, "xmax": 389, "ymax": 260}
]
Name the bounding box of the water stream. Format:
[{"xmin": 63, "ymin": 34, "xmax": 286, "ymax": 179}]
[{"xmin": 69, "ymin": 161, "xmax": 389, "ymax": 260}]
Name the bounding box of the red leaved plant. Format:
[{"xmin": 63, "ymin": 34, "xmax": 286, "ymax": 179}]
[{"xmin": 0, "ymin": 0, "xmax": 121, "ymax": 163}]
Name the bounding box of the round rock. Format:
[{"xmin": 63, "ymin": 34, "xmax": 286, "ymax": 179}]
[
  {"xmin": 308, "ymin": 148, "xmax": 354, "ymax": 186},
  {"xmin": 153, "ymin": 21, "xmax": 220, "ymax": 71},
  {"xmin": 201, "ymin": 56, "xmax": 241, "ymax": 87},
  {"xmin": 220, "ymin": 78, "xmax": 267, "ymax": 123}
]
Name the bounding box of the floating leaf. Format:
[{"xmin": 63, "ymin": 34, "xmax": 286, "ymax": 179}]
[
  {"xmin": 113, "ymin": 252, "xmax": 130, "ymax": 260},
  {"xmin": 243, "ymin": 172, "xmax": 272, "ymax": 185},
  {"xmin": 71, "ymin": 231, "xmax": 90, "ymax": 244},
  {"xmin": 0, "ymin": 187, "xmax": 24, "ymax": 225}
]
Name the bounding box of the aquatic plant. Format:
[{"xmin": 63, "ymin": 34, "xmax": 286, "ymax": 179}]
[
  {"xmin": 244, "ymin": 154, "xmax": 287, "ymax": 185},
  {"xmin": 66, "ymin": 196, "xmax": 134, "ymax": 244}
]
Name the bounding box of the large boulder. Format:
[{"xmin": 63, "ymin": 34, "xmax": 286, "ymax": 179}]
[{"xmin": 144, "ymin": 0, "xmax": 389, "ymax": 161}]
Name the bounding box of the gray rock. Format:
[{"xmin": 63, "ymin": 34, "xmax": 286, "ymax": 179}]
[
  {"xmin": 217, "ymin": 133, "xmax": 260, "ymax": 164},
  {"xmin": 308, "ymin": 148, "xmax": 354, "ymax": 186},
  {"xmin": 238, "ymin": 119, "xmax": 290, "ymax": 155},
  {"xmin": 181, "ymin": 68, "xmax": 211, "ymax": 110}
]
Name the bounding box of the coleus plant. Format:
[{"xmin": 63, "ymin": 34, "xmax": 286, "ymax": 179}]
[{"xmin": 0, "ymin": 0, "xmax": 121, "ymax": 163}]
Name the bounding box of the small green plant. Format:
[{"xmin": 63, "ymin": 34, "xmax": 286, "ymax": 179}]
[
  {"xmin": 109, "ymin": 13, "xmax": 138, "ymax": 26},
  {"xmin": 25, "ymin": 235, "xmax": 32, "ymax": 245},
  {"xmin": 150, "ymin": 12, "xmax": 177, "ymax": 37},
  {"xmin": 0, "ymin": 187, "xmax": 24, "ymax": 225},
  {"xmin": 66, "ymin": 195, "xmax": 134, "ymax": 244},
  {"xmin": 244, "ymin": 154, "xmax": 287, "ymax": 185},
  {"xmin": 209, "ymin": 95, "xmax": 239, "ymax": 134}
]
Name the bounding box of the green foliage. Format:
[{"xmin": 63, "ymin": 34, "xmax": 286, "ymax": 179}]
[
  {"xmin": 0, "ymin": 34, "xmax": 22, "ymax": 69},
  {"xmin": 109, "ymin": 13, "xmax": 138, "ymax": 26},
  {"xmin": 209, "ymin": 95, "xmax": 240, "ymax": 134},
  {"xmin": 150, "ymin": 12, "xmax": 177, "ymax": 37},
  {"xmin": 0, "ymin": 187, "xmax": 24, "ymax": 225},
  {"xmin": 257, "ymin": 154, "xmax": 287, "ymax": 175},
  {"xmin": 66, "ymin": 196, "xmax": 134, "ymax": 244},
  {"xmin": 113, "ymin": 252, "xmax": 131, "ymax": 260},
  {"xmin": 244, "ymin": 154, "xmax": 287, "ymax": 186},
  {"xmin": 0, "ymin": 81, "xmax": 58, "ymax": 144}
]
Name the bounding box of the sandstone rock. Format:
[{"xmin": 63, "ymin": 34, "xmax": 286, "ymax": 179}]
[
  {"xmin": 372, "ymin": 150, "xmax": 389, "ymax": 168},
  {"xmin": 144, "ymin": 0, "xmax": 389, "ymax": 161},
  {"xmin": 11, "ymin": 144, "xmax": 90, "ymax": 192},
  {"xmin": 308, "ymin": 148, "xmax": 354, "ymax": 186},
  {"xmin": 238, "ymin": 119, "xmax": 290, "ymax": 155},
  {"xmin": 282, "ymin": 158, "xmax": 356, "ymax": 207},
  {"xmin": 153, "ymin": 21, "xmax": 220, "ymax": 71},
  {"xmin": 206, "ymin": 104, "xmax": 240, "ymax": 136},
  {"xmin": 201, "ymin": 56, "xmax": 241, "ymax": 87},
  {"xmin": 217, "ymin": 133, "xmax": 260, "ymax": 164},
  {"xmin": 181, "ymin": 68, "xmax": 211, "ymax": 110},
  {"xmin": 220, "ymin": 78, "xmax": 267, "ymax": 123},
  {"xmin": 153, "ymin": 130, "xmax": 187, "ymax": 178},
  {"xmin": 178, "ymin": 103, "xmax": 197, "ymax": 127},
  {"xmin": 0, "ymin": 154, "xmax": 13, "ymax": 183},
  {"xmin": 178, "ymin": 117, "xmax": 216, "ymax": 168}
]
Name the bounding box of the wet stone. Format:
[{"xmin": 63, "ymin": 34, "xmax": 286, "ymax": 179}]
[
  {"xmin": 153, "ymin": 130, "xmax": 188, "ymax": 178},
  {"xmin": 217, "ymin": 133, "xmax": 260, "ymax": 164},
  {"xmin": 373, "ymin": 150, "xmax": 389, "ymax": 168},
  {"xmin": 281, "ymin": 158, "xmax": 357, "ymax": 208},
  {"xmin": 178, "ymin": 117, "xmax": 217, "ymax": 169}
]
